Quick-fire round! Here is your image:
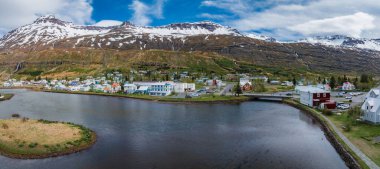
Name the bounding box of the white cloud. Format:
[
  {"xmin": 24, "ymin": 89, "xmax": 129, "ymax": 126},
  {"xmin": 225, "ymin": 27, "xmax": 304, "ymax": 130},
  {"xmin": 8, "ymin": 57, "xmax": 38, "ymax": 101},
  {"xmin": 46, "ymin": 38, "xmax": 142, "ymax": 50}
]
[
  {"xmin": 129, "ymin": 0, "xmax": 167, "ymax": 26},
  {"xmin": 0, "ymin": 0, "xmax": 93, "ymax": 35},
  {"xmin": 198, "ymin": 13, "xmax": 230, "ymax": 20},
  {"xmin": 289, "ymin": 12, "xmax": 375, "ymax": 38},
  {"xmin": 94, "ymin": 20, "xmax": 123, "ymax": 27},
  {"xmin": 201, "ymin": 0, "xmax": 380, "ymax": 40}
]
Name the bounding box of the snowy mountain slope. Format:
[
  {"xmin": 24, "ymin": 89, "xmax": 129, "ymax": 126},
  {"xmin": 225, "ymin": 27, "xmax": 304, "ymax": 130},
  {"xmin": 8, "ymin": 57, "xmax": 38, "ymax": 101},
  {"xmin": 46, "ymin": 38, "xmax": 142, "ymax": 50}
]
[
  {"xmin": 0, "ymin": 15, "xmax": 112, "ymax": 49},
  {"xmin": 245, "ymin": 33, "xmax": 276, "ymax": 42},
  {"xmin": 0, "ymin": 16, "xmax": 244, "ymax": 50},
  {"xmin": 298, "ymin": 35, "xmax": 380, "ymax": 51}
]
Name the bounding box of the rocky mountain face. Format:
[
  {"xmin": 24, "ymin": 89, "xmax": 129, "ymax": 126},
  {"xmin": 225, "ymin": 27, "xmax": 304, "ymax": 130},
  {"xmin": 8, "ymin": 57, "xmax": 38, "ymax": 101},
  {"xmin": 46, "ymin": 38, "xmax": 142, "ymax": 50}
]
[{"xmin": 1, "ymin": 16, "xmax": 380, "ymax": 74}]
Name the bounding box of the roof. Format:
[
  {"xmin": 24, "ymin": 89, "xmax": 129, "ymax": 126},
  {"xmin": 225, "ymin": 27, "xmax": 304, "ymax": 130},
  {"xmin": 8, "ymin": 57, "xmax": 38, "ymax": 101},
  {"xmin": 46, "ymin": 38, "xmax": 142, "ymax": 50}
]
[{"xmin": 296, "ymin": 86, "xmax": 328, "ymax": 93}]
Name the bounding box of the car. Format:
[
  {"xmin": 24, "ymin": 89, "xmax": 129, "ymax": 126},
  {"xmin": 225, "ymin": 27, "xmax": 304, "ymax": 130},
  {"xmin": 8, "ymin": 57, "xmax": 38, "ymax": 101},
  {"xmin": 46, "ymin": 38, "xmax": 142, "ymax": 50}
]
[
  {"xmin": 337, "ymin": 104, "xmax": 350, "ymax": 110},
  {"xmin": 345, "ymin": 96, "xmax": 352, "ymax": 99},
  {"xmin": 285, "ymin": 93, "xmax": 292, "ymax": 96}
]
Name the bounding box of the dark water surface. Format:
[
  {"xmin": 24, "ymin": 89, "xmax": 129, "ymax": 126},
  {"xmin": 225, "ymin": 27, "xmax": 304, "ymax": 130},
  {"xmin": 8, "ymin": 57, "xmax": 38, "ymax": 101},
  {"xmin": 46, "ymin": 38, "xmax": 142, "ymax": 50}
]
[{"xmin": 0, "ymin": 89, "xmax": 347, "ymax": 169}]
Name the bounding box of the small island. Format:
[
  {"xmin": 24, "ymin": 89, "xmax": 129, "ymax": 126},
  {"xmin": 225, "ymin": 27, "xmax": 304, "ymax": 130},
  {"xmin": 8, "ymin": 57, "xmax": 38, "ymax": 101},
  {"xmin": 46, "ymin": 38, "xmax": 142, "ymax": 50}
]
[
  {"xmin": 0, "ymin": 118, "xmax": 96, "ymax": 159},
  {"xmin": 0, "ymin": 94, "xmax": 14, "ymax": 101}
]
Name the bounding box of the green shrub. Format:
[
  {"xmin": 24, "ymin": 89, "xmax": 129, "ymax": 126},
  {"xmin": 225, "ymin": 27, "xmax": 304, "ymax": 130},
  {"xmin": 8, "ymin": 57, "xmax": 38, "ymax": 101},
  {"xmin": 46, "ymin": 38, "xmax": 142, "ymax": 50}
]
[
  {"xmin": 28, "ymin": 143, "xmax": 38, "ymax": 148},
  {"xmin": 343, "ymin": 123, "xmax": 351, "ymax": 132},
  {"xmin": 322, "ymin": 109, "xmax": 333, "ymax": 116}
]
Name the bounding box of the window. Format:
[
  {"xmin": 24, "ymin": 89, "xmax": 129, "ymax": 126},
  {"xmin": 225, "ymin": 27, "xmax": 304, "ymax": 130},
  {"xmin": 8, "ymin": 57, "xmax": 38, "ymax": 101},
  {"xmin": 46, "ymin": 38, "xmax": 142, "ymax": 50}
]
[
  {"xmin": 323, "ymin": 93, "xmax": 326, "ymax": 97},
  {"xmin": 317, "ymin": 93, "xmax": 320, "ymax": 97}
]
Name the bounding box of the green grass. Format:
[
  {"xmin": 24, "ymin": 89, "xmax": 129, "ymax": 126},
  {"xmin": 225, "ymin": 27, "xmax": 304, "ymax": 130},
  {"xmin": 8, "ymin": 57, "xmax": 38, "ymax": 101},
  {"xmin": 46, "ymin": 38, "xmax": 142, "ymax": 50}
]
[{"xmin": 328, "ymin": 113, "xmax": 380, "ymax": 166}]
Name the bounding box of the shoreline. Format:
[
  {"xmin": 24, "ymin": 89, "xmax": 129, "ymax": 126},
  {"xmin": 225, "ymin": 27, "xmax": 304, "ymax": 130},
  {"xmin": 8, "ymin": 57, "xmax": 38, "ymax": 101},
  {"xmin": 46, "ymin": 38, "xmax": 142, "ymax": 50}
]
[
  {"xmin": 0, "ymin": 120, "xmax": 97, "ymax": 159},
  {"xmin": 283, "ymin": 99, "xmax": 363, "ymax": 169},
  {"xmin": 42, "ymin": 89, "xmax": 250, "ymax": 104}
]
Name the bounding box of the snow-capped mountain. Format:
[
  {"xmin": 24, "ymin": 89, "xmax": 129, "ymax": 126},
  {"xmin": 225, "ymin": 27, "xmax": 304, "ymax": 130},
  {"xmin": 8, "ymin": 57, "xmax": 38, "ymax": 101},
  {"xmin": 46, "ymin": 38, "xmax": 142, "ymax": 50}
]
[
  {"xmin": 245, "ymin": 34, "xmax": 276, "ymax": 42},
  {"xmin": 0, "ymin": 16, "xmax": 243, "ymax": 50},
  {"xmin": 298, "ymin": 35, "xmax": 380, "ymax": 51},
  {"xmin": 0, "ymin": 15, "xmax": 112, "ymax": 49}
]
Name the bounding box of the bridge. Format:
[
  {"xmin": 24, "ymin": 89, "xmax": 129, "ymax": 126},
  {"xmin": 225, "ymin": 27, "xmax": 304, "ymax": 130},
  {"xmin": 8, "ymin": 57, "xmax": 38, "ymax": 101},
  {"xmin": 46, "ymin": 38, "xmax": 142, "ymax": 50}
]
[{"xmin": 243, "ymin": 93, "xmax": 293, "ymax": 101}]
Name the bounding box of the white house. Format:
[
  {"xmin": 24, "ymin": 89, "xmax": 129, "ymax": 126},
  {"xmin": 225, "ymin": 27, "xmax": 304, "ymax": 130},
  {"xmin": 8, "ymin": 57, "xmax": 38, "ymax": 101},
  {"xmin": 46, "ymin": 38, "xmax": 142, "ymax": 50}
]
[
  {"xmin": 174, "ymin": 83, "xmax": 196, "ymax": 93},
  {"xmin": 361, "ymin": 88, "xmax": 380, "ymax": 124},
  {"xmin": 124, "ymin": 83, "xmax": 138, "ymax": 94},
  {"xmin": 342, "ymin": 82, "xmax": 355, "ymax": 91}
]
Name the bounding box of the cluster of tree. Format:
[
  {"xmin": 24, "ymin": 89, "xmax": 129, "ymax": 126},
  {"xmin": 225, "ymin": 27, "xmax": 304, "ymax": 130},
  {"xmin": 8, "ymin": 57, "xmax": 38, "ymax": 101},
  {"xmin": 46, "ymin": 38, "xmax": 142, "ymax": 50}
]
[
  {"xmin": 328, "ymin": 74, "xmax": 373, "ymax": 90},
  {"xmin": 252, "ymin": 79, "xmax": 267, "ymax": 92}
]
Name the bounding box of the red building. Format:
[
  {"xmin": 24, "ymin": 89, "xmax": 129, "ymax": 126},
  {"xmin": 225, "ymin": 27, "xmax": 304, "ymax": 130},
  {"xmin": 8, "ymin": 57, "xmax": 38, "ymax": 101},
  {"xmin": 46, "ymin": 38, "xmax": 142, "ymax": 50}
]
[{"xmin": 300, "ymin": 87, "xmax": 335, "ymax": 109}]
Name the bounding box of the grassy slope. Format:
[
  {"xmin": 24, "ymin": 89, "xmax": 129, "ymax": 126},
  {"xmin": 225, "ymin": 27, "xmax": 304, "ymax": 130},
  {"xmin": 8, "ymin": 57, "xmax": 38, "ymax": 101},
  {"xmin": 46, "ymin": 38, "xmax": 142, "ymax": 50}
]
[
  {"xmin": 0, "ymin": 49, "xmax": 325, "ymax": 80},
  {"xmin": 328, "ymin": 114, "xmax": 380, "ymax": 165}
]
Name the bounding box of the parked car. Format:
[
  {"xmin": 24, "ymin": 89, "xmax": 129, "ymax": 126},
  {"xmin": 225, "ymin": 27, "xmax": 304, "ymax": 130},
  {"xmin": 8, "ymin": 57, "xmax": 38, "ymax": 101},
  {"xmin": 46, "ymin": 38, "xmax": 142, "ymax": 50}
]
[
  {"xmin": 337, "ymin": 104, "xmax": 350, "ymax": 110},
  {"xmin": 345, "ymin": 96, "xmax": 352, "ymax": 99}
]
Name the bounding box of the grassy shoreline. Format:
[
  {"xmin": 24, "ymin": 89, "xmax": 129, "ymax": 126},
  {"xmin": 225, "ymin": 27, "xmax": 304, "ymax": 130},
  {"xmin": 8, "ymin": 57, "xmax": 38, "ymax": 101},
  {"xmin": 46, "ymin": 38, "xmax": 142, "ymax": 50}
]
[
  {"xmin": 43, "ymin": 90, "xmax": 250, "ymax": 103},
  {"xmin": 283, "ymin": 99, "xmax": 365, "ymax": 169},
  {"xmin": 0, "ymin": 118, "xmax": 96, "ymax": 159},
  {"xmin": 0, "ymin": 94, "xmax": 14, "ymax": 101},
  {"xmin": 328, "ymin": 113, "xmax": 380, "ymax": 166}
]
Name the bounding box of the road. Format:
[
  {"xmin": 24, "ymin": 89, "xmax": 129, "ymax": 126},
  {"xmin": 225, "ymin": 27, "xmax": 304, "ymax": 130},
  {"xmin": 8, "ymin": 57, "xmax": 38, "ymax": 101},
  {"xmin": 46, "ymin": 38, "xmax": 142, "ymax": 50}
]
[{"xmin": 220, "ymin": 84, "xmax": 234, "ymax": 96}]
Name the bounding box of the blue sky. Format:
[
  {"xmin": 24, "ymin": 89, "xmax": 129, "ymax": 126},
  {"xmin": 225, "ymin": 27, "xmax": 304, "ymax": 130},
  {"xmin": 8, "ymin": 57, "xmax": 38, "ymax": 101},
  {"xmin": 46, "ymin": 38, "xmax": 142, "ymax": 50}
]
[{"xmin": 1, "ymin": 0, "xmax": 380, "ymax": 40}]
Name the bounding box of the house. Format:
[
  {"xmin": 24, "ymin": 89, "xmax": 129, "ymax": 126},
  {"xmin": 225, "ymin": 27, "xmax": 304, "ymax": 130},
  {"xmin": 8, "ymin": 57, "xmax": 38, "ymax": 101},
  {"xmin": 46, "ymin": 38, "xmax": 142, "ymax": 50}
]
[
  {"xmin": 111, "ymin": 83, "xmax": 121, "ymax": 93},
  {"xmin": 281, "ymin": 81, "xmax": 293, "ymax": 86},
  {"xmin": 205, "ymin": 79, "xmax": 225, "ymax": 87},
  {"xmin": 250, "ymin": 76, "xmax": 268, "ymax": 82},
  {"xmin": 342, "ymin": 82, "xmax": 355, "ymax": 91},
  {"xmin": 240, "ymin": 78, "xmax": 253, "ymax": 91},
  {"xmin": 124, "ymin": 83, "xmax": 137, "ymax": 94},
  {"xmin": 270, "ymin": 80, "xmax": 281, "ymax": 85},
  {"xmin": 361, "ymin": 88, "xmax": 380, "ymax": 123},
  {"xmin": 299, "ymin": 86, "xmax": 333, "ymax": 108},
  {"xmin": 317, "ymin": 84, "xmax": 331, "ymax": 91},
  {"xmin": 174, "ymin": 83, "xmax": 196, "ymax": 93}
]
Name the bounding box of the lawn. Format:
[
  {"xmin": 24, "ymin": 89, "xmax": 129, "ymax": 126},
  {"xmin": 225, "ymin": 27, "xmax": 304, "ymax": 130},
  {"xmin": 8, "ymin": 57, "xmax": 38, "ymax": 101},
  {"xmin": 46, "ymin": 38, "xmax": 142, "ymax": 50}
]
[
  {"xmin": 328, "ymin": 113, "xmax": 380, "ymax": 165},
  {"xmin": 0, "ymin": 118, "xmax": 96, "ymax": 159}
]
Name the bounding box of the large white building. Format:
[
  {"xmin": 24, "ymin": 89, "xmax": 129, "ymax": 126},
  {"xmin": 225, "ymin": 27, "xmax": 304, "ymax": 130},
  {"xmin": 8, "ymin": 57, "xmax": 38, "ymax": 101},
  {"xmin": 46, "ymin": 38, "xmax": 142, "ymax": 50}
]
[
  {"xmin": 361, "ymin": 88, "xmax": 380, "ymax": 123},
  {"xmin": 174, "ymin": 83, "xmax": 196, "ymax": 93},
  {"xmin": 298, "ymin": 86, "xmax": 331, "ymax": 107}
]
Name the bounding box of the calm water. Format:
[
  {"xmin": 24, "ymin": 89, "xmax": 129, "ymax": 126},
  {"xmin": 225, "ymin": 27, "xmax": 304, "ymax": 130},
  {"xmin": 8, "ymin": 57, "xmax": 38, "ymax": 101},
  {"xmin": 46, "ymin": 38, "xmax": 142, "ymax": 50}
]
[{"xmin": 0, "ymin": 89, "xmax": 347, "ymax": 169}]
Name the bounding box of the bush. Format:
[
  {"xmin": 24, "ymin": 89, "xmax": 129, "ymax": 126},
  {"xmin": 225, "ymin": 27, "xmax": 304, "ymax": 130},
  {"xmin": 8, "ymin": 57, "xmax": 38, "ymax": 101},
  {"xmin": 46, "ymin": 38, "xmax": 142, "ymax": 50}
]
[
  {"xmin": 28, "ymin": 143, "xmax": 38, "ymax": 148},
  {"xmin": 322, "ymin": 109, "xmax": 333, "ymax": 116},
  {"xmin": 11, "ymin": 114, "xmax": 20, "ymax": 118}
]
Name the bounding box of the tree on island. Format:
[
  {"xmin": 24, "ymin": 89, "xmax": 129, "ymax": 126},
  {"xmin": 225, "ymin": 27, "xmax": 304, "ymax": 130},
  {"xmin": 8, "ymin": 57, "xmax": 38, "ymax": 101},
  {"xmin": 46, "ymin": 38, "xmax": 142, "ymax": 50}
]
[
  {"xmin": 234, "ymin": 81, "xmax": 243, "ymax": 96},
  {"xmin": 330, "ymin": 76, "xmax": 336, "ymax": 90},
  {"xmin": 322, "ymin": 78, "xmax": 327, "ymax": 85},
  {"xmin": 292, "ymin": 77, "xmax": 297, "ymax": 86}
]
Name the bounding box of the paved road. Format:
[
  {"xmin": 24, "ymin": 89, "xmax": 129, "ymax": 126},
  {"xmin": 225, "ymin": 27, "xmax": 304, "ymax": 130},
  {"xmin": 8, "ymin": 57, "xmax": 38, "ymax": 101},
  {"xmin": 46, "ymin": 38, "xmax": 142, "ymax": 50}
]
[
  {"xmin": 220, "ymin": 84, "xmax": 233, "ymax": 96},
  {"xmin": 321, "ymin": 113, "xmax": 380, "ymax": 169}
]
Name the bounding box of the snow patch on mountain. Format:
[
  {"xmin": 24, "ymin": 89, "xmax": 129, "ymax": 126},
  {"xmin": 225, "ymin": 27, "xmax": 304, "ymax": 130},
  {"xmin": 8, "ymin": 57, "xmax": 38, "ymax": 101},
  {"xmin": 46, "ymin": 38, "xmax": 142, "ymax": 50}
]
[
  {"xmin": 298, "ymin": 35, "xmax": 380, "ymax": 51},
  {"xmin": 245, "ymin": 33, "xmax": 276, "ymax": 42}
]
